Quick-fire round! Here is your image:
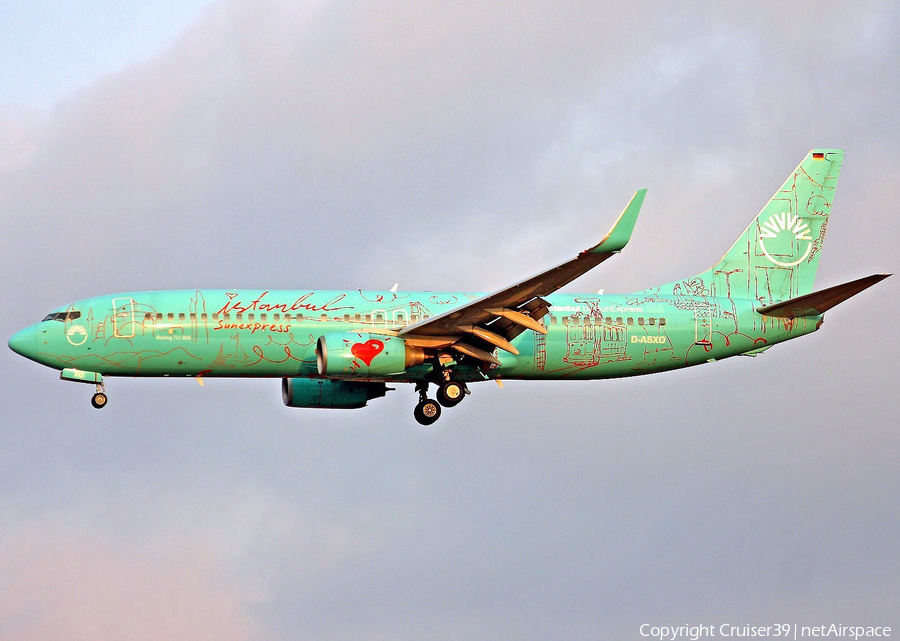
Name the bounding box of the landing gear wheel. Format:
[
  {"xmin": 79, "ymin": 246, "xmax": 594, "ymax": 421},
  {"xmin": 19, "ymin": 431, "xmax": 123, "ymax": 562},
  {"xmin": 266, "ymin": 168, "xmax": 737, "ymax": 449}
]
[
  {"xmin": 414, "ymin": 399, "xmax": 441, "ymax": 426},
  {"xmin": 91, "ymin": 392, "xmax": 108, "ymax": 409},
  {"xmin": 437, "ymin": 381, "xmax": 465, "ymax": 407}
]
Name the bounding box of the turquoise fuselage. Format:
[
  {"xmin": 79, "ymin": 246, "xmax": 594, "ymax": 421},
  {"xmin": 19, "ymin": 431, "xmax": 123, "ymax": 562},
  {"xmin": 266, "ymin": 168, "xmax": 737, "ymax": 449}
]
[{"xmin": 25, "ymin": 289, "xmax": 819, "ymax": 383}]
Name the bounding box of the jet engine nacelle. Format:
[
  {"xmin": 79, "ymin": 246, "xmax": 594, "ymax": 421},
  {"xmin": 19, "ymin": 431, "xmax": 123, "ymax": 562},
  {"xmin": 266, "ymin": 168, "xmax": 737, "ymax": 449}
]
[
  {"xmin": 316, "ymin": 332, "xmax": 425, "ymax": 377},
  {"xmin": 282, "ymin": 377, "xmax": 388, "ymax": 409}
]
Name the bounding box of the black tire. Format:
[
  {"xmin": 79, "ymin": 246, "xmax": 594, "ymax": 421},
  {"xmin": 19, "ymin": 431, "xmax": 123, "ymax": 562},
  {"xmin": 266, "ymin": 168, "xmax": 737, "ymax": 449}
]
[
  {"xmin": 91, "ymin": 392, "xmax": 108, "ymax": 409},
  {"xmin": 413, "ymin": 399, "xmax": 441, "ymax": 425},
  {"xmin": 437, "ymin": 381, "xmax": 465, "ymax": 407}
]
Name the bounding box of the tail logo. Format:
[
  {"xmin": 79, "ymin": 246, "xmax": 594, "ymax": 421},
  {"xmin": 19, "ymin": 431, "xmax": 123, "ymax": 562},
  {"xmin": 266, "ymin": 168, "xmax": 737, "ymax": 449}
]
[{"xmin": 758, "ymin": 212, "xmax": 813, "ymax": 267}]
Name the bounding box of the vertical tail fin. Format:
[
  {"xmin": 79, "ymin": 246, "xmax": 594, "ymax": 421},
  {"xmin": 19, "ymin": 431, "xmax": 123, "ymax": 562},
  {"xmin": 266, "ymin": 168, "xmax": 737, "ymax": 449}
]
[{"xmin": 652, "ymin": 149, "xmax": 844, "ymax": 303}]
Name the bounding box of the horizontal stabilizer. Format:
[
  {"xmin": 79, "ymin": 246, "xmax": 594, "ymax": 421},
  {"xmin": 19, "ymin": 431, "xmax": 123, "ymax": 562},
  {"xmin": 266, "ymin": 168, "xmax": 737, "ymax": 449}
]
[{"xmin": 756, "ymin": 273, "xmax": 891, "ymax": 318}]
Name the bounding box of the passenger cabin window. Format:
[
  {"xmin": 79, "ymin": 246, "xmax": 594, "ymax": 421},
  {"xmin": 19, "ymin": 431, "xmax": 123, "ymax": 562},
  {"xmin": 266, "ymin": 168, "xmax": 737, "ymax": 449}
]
[
  {"xmin": 343, "ymin": 314, "xmax": 350, "ymax": 322},
  {"xmin": 178, "ymin": 313, "xmax": 185, "ymax": 321},
  {"xmin": 320, "ymin": 314, "xmax": 328, "ymax": 322},
  {"xmin": 167, "ymin": 313, "xmax": 174, "ymax": 321},
  {"xmin": 144, "ymin": 312, "xmax": 153, "ymax": 320},
  {"xmin": 659, "ymin": 317, "xmax": 666, "ymax": 326},
  {"xmin": 259, "ymin": 314, "xmax": 267, "ymax": 321},
  {"xmin": 273, "ymin": 313, "xmax": 280, "ymax": 321},
  {"xmin": 411, "ymin": 314, "xmax": 418, "ymax": 322},
  {"xmin": 648, "ymin": 318, "xmax": 656, "ymax": 325},
  {"xmin": 627, "ymin": 317, "xmax": 634, "ymax": 326},
  {"xmin": 365, "ymin": 314, "xmax": 372, "ymax": 323},
  {"xmin": 375, "ymin": 314, "xmax": 384, "ymax": 323},
  {"xmin": 247, "ymin": 314, "xmax": 254, "ymax": 321},
  {"xmin": 190, "ymin": 313, "xmax": 196, "ymax": 320}
]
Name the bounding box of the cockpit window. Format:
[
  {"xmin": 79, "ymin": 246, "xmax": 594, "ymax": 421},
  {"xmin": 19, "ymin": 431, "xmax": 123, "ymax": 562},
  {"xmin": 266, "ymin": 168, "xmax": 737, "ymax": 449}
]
[{"xmin": 41, "ymin": 311, "xmax": 81, "ymax": 322}]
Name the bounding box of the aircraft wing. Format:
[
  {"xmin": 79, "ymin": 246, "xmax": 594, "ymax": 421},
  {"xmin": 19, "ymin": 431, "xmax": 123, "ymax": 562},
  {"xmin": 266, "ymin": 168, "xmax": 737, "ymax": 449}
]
[{"xmin": 398, "ymin": 190, "xmax": 646, "ymax": 364}]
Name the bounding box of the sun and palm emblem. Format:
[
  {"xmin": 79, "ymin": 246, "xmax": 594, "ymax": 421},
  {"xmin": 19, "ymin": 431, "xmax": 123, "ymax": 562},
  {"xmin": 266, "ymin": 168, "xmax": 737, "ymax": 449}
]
[
  {"xmin": 758, "ymin": 212, "xmax": 813, "ymax": 267},
  {"xmin": 66, "ymin": 324, "xmax": 88, "ymax": 345}
]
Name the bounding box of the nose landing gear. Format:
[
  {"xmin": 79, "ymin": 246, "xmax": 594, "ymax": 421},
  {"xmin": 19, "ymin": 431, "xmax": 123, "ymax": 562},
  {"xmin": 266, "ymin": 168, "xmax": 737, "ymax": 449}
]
[
  {"xmin": 91, "ymin": 383, "xmax": 108, "ymax": 409},
  {"xmin": 60, "ymin": 369, "xmax": 107, "ymax": 409}
]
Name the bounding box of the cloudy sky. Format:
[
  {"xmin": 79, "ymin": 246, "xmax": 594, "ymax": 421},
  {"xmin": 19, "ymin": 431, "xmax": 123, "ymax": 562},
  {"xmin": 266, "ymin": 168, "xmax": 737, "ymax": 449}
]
[{"xmin": 1, "ymin": 1, "xmax": 898, "ymax": 638}]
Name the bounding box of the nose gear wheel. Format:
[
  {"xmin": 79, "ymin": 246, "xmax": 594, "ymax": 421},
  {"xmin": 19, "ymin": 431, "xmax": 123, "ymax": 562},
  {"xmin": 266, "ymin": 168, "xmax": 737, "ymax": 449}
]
[{"xmin": 91, "ymin": 392, "xmax": 108, "ymax": 409}]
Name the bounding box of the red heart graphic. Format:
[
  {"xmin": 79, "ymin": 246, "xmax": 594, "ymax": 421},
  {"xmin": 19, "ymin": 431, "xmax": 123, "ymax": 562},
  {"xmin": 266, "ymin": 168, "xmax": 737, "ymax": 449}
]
[{"xmin": 350, "ymin": 339, "xmax": 384, "ymax": 366}]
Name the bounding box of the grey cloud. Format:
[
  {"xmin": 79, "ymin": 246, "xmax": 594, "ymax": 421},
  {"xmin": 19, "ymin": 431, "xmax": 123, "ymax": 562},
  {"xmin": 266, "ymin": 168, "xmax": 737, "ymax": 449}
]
[{"xmin": 1, "ymin": 1, "xmax": 898, "ymax": 639}]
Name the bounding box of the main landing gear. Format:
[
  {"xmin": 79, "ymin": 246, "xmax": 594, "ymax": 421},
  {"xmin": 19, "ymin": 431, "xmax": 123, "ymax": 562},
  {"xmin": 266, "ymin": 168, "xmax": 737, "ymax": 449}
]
[
  {"xmin": 414, "ymin": 397, "xmax": 441, "ymax": 425},
  {"xmin": 437, "ymin": 380, "xmax": 465, "ymax": 407},
  {"xmin": 91, "ymin": 383, "xmax": 108, "ymax": 409},
  {"xmin": 412, "ymin": 378, "xmax": 468, "ymax": 425},
  {"xmin": 413, "ymin": 381, "xmax": 440, "ymax": 425}
]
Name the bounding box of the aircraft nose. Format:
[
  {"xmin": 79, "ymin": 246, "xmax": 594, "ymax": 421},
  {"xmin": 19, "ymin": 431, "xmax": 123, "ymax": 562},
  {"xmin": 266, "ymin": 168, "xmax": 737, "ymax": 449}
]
[{"xmin": 8, "ymin": 326, "xmax": 37, "ymax": 360}]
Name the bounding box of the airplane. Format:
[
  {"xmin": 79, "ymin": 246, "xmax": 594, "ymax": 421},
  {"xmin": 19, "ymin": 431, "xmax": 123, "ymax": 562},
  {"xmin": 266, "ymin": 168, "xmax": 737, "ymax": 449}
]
[{"xmin": 8, "ymin": 149, "xmax": 890, "ymax": 425}]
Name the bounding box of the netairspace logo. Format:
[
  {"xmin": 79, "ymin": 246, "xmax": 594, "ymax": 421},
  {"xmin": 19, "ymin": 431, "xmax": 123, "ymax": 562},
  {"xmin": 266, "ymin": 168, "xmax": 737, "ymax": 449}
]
[{"xmin": 639, "ymin": 623, "xmax": 891, "ymax": 640}]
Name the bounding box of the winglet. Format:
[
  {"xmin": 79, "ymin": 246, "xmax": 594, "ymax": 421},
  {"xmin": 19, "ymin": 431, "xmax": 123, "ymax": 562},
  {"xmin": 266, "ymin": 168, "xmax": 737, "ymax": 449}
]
[{"xmin": 590, "ymin": 189, "xmax": 646, "ymax": 254}]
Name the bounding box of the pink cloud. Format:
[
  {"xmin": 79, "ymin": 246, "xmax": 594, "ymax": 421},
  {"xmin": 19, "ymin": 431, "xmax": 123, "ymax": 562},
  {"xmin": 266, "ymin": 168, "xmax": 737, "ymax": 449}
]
[{"xmin": 0, "ymin": 528, "xmax": 259, "ymax": 641}]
